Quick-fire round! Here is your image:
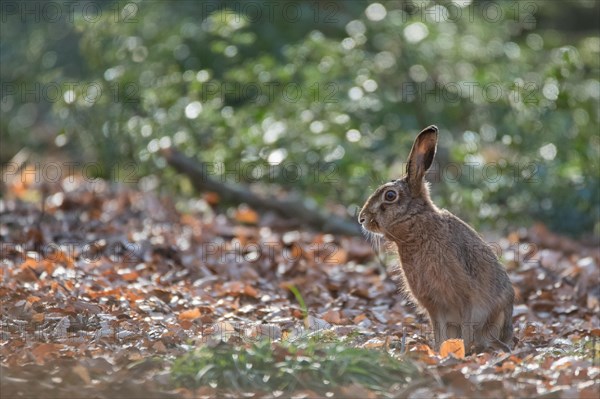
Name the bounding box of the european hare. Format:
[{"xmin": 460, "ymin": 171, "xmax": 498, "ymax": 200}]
[{"xmin": 358, "ymin": 126, "xmax": 514, "ymax": 352}]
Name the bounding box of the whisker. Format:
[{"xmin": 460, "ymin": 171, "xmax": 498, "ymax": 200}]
[{"xmin": 361, "ymin": 228, "xmax": 388, "ymax": 276}]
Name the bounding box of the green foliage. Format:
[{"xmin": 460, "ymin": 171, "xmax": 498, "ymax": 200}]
[
  {"xmin": 2, "ymin": 0, "xmax": 599, "ymax": 236},
  {"xmin": 287, "ymin": 285, "xmax": 308, "ymax": 320},
  {"xmin": 171, "ymin": 339, "xmax": 415, "ymax": 393}
]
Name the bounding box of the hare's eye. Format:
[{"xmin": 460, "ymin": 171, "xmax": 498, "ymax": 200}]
[{"xmin": 384, "ymin": 190, "xmax": 397, "ymax": 202}]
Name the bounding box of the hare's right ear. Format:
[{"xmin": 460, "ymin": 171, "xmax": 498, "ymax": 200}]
[{"xmin": 406, "ymin": 125, "xmax": 438, "ymax": 193}]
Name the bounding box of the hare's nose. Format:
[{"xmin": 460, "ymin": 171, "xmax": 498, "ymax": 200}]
[{"xmin": 358, "ymin": 215, "xmax": 366, "ymax": 224}]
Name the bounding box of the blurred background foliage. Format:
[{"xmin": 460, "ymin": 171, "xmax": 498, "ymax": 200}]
[{"xmin": 1, "ymin": 0, "xmax": 599, "ymax": 237}]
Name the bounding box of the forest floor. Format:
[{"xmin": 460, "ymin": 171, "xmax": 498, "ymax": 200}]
[{"xmin": 1, "ymin": 177, "xmax": 599, "ymax": 398}]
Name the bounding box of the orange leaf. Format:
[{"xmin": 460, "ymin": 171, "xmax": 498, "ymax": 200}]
[
  {"xmin": 325, "ymin": 248, "xmax": 348, "ymax": 264},
  {"xmin": 363, "ymin": 339, "xmax": 385, "ymax": 349},
  {"xmin": 409, "ymin": 344, "xmax": 438, "ymax": 365},
  {"xmin": 19, "ymin": 258, "xmax": 39, "ymax": 270},
  {"xmin": 204, "ymin": 192, "xmax": 220, "ymax": 205},
  {"xmin": 125, "ymin": 291, "xmax": 144, "ymax": 302},
  {"xmin": 120, "ymin": 271, "xmax": 139, "ymax": 282},
  {"xmin": 32, "ymin": 313, "xmax": 45, "ymax": 323},
  {"xmin": 179, "ymin": 308, "xmax": 201, "ymax": 321},
  {"xmin": 508, "ymin": 355, "xmax": 522, "ymax": 364},
  {"xmin": 234, "ymin": 206, "xmax": 259, "ymax": 224},
  {"xmin": 288, "ymin": 243, "xmax": 303, "ymax": 260},
  {"xmin": 16, "ymin": 266, "xmax": 38, "ymax": 282},
  {"xmin": 31, "ymin": 343, "xmax": 63, "ymax": 365},
  {"xmin": 414, "ymin": 344, "xmax": 436, "ymax": 357},
  {"xmin": 87, "ymin": 288, "xmax": 120, "ymax": 299},
  {"xmin": 440, "ymin": 339, "xmax": 465, "ymax": 359},
  {"xmin": 222, "ymin": 281, "xmax": 246, "ymax": 296},
  {"xmin": 322, "ymin": 309, "xmax": 343, "ymax": 324},
  {"xmin": 179, "ymin": 320, "xmax": 193, "ymax": 329},
  {"xmin": 243, "ymin": 284, "xmax": 259, "ymax": 298},
  {"xmin": 499, "ymin": 361, "xmax": 516, "ymax": 372},
  {"xmin": 48, "ymin": 250, "xmax": 74, "ymax": 268}
]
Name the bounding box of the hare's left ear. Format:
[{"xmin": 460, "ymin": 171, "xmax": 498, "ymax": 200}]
[{"xmin": 406, "ymin": 125, "xmax": 438, "ymax": 193}]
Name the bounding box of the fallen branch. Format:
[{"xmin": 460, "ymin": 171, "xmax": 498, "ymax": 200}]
[{"xmin": 161, "ymin": 147, "xmax": 362, "ymax": 236}]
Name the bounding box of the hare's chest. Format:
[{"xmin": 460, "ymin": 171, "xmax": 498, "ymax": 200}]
[
  {"xmin": 400, "ymin": 261, "xmax": 439, "ymax": 296},
  {"xmin": 399, "ymin": 258, "xmax": 456, "ymax": 306}
]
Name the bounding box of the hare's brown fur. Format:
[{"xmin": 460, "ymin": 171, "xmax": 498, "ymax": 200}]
[{"xmin": 359, "ymin": 126, "xmax": 514, "ymax": 352}]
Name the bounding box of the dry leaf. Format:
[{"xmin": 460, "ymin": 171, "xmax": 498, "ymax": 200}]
[
  {"xmin": 48, "ymin": 250, "xmax": 74, "ymax": 268},
  {"xmin": 3, "ymin": 170, "xmax": 598, "ymax": 398},
  {"xmin": 499, "ymin": 361, "xmax": 516, "ymax": 372},
  {"xmin": 234, "ymin": 206, "xmax": 259, "ymax": 224},
  {"xmin": 222, "ymin": 281, "xmax": 244, "ymax": 295},
  {"xmin": 179, "ymin": 320, "xmax": 193, "ymax": 329},
  {"xmin": 439, "ymin": 339, "xmax": 465, "ymax": 359},
  {"xmin": 120, "ymin": 271, "xmax": 139, "ymax": 282},
  {"xmin": 363, "ymin": 339, "xmax": 385, "ymax": 349},
  {"xmin": 152, "ymin": 340, "xmax": 167, "ymax": 354},
  {"xmin": 31, "ymin": 343, "xmax": 63, "ymax": 365},
  {"xmin": 321, "ymin": 309, "xmax": 343, "ymax": 324},
  {"xmin": 203, "ymin": 192, "xmax": 220, "ymax": 205},
  {"xmin": 413, "ymin": 344, "xmax": 436, "ymax": 357},
  {"xmin": 178, "ymin": 308, "xmax": 201, "ymax": 321},
  {"xmin": 325, "ymin": 248, "xmax": 348, "ymax": 264},
  {"xmin": 32, "ymin": 313, "xmax": 45, "ymax": 323},
  {"xmin": 243, "ymin": 284, "xmax": 259, "ymax": 298}
]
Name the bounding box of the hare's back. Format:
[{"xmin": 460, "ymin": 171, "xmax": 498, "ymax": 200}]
[{"xmin": 436, "ymin": 210, "xmax": 500, "ymax": 270}]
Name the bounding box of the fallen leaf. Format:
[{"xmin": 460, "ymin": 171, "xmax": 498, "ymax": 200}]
[
  {"xmin": 325, "ymin": 247, "xmax": 347, "ymax": 264},
  {"xmin": 499, "ymin": 361, "xmax": 516, "ymax": 372},
  {"xmin": 120, "ymin": 271, "xmax": 139, "ymax": 282},
  {"xmin": 152, "ymin": 340, "xmax": 168, "ymax": 353},
  {"xmin": 203, "ymin": 192, "xmax": 220, "ymax": 205},
  {"xmin": 243, "ymin": 284, "xmax": 259, "ymax": 298},
  {"xmin": 363, "ymin": 339, "xmax": 385, "ymax": 349},
  {"xmin": 440, "ymin": 339, "xmax": 465, "ymax": 359},
  {"xmin": 31, "ymin": 343, "xmax": 64, "ymax": 365},
  {"xmin": 321, "ymin": 309, "xmax": 343, "ymax": 324},
  {"xmin": 413, "ymin": 344, "xmax": 435, "ymax": 357},
  {"xmin": 32, "ymin": 313, "xmax": 45, "ymax": 323},
  {"xmin": 235, "ymin": 206, "xmax": 259, "ymax": 224},
  {"xmin": 178, "ymin": 308, "xmax": 201, "ymax": 321}
]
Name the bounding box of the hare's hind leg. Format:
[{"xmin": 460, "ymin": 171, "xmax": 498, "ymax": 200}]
[
  {"xmin": 431, "ymin": 310, "xmax": 461, "ymax": 350},
  {"xmin": 428, "ymin": 310, "xmax": 447, "ymax": 350},
  {"xmin": 427, "ymin": 310, "xmax": 443, "ymax": 350},
  {"xmin": 478, "ymin": 310, "xmax": 511, "ymax": 352},
  {"xmin": 460, "ymin": 320, "xmax": 477, "ymax": 353},
  {"xmin": 463, "ymin": 306, "xmax": 487, "ymax": 353},
  {"xmin": 500, "ymin": 304, "xmax": 514, "ymax": 349}
]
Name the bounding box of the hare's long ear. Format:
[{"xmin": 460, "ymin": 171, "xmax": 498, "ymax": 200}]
[{"xmin": 406, "ymin": 125, "xmax": 438, "ymax": 193}]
